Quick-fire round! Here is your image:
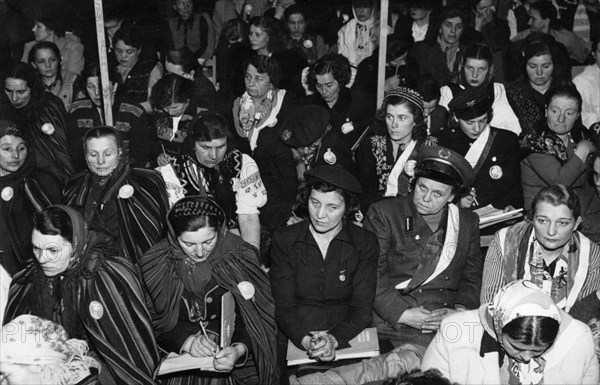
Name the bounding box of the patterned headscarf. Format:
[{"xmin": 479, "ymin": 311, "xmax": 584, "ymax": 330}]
[
  {"xmin": 1, "ymin": 314, "xmax": 100, "ymax": 384},
  {"xmin": 488, "ymin": 279, "xmax": 561, "ymax": 339}
]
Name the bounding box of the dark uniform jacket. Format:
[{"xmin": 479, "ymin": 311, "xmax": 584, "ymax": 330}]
[
  {"xmin": 68, "ymin": 97, "xmax": 151, "ymax": 169},
  {"xmin": 270, "ymin": 221, "xmax": 379, "ymax": 349},
  {"xmin": 364, "ymin": 195, "xmax": 483, "ymax": 329},
  {"xmin": 436, "ymin": 126, "xmax": 523, "ymax": 210}
]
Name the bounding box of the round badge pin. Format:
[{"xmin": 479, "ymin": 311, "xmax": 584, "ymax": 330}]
[
  {"xmin": 89, "ymin": 301, "xmax": 104, "ymax": 320},
  {"xmin": 341, "ymin": 119, "xmax": 354, "ymax": 135},
  {"xmin": 489, "ymin": 165, "xmax": 503, "ymax": 179},
  {"xmin": 323, "ymin": 148, "xmax": 337, "ymax": 165}
]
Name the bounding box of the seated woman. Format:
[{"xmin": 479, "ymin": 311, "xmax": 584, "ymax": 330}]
[
  {"xmin": 0, "ymin": 120, "xmax": 62, "ymax": 276},
  {"xmin": 248, "ymin": 16, "xmax": 307, "ymax": 96},
  {"xmin": 270, "ymin": 165, "xmax": 378, "ymax": 372},
  {"xmin": 0, "ymin": 62, "xmax": 74, "ymax": 182},
  {"xmin": 4, "ymin": 205, "xmax": 160, "ymax": 384},
  {"xmin": 520, "ymin": 86, "xmax": 595, "ymax": 210},
  {"xmin": 150, "ymin": 73, "xmax": 198, "ymax": 166},
  {"xmin": 337, "ymin": 0, "xmax": 380, "ymax": 85},
  {"xmin": 173, "ymin": 112, "xmax": 266, "ymax": 251},
  {"xmin": 356, "ymin": 87, "xmax": 435, "ymax": 211},
  {"xmin": 0, "ymin": 315, "xmax": 100, "ymax": 384},
  {"xmin": 165, "ymin": 48, "xmax": 218, "ymax": 111},
  {"xmin": 365, "ymin": 146, "xmax": 482, "ymax": 348},
  {"xmin": 438, "ymin": 43, "xmax": 521, "ymax": 136},
  {"xmin": 283, "ymin": 5, "xmax": 328, "ymax": 65},
  {"xmin": 140, "ymin": 196, "xmax": 278, "ymax": 385},
  {"xmin": 481, "ymin": 185, "xmax": 600, "ymax": 311},
  {"xmin": 422, "ymin": 280, "xmax": 599, "ymax": 384},
  {"xmin": 21, "ymin": 13, "xmax": 84, "ymax": 75},
  {"xmin": 28, "ymin": 41, "xmax": 84, "ymax": 111},
  {"xmin": 507, "ymin": 36, "xmax": 573, "ymax": 135},
  {"xmin": 63, "ymin": 126, "xmax": 169, "ymax": 265},
  {"xmin": 304, "ymin": 53, "xmax": 374, "ymax": 152},
  {"xmin": 68, "ymin": 63, "xmax": 151, "ymax": 169},
  {"xmin": 232, "ymin": 55, "xmax": 296, "ymax": 230},
  {"xmin": 112, "ymin": 25, "xmax": 163, "ymax": 112}
]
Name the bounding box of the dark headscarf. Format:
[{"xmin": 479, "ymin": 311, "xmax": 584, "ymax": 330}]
[{"xmin": 141, "ymin": 196, "xmax": 279, "ymax": 385}]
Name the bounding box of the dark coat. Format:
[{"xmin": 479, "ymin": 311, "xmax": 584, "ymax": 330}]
[
  {"xmin": 409, "ymin": 40, "xmax": 464, "ymax": 87},
  {"xmin": 364, "ymin": 195, "xmax": 483, "ymax": 328},
  {"xmin": 270, "ymin": 221, "xmax": 378, "ymax": 348},
  {"xmin": 68, "ymin": 97, "xmax": 151, "ymax": 169},
  {"xmin": 436, "ymin": 126, "xmax": 523, "ymax": 210},
  {"xmin": 303, "ymin": 87, "xmax": 375, "ymax": 152}
]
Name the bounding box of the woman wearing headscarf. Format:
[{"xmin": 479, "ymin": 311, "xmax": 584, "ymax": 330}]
[
  {"xmin": 422, "ymin": 279, "xmax": 599, "ymax": 384},
  {"xmin": 63, "ymin": 126, "xmax": 169, "ymax": 265},
  {"xmin": 0, "ymin": 120, "xmax": 62, "ymax": 276},
  {"xmin": 0, "ymin": 315, "xmax": 100, "ymax": 384},
  {"xmin": 480, "ymin": 185, "xmax": 600, "ymax": 311},
  {"xmin": 0, "ymin": 62, "xmax": 74, "ymax": 182},
  {"xmin": 4, "ymin": 205, "xmax": 160, "ymax": 384},
  {"xmin": 337, "ymin": 0, "xmax": 380, "ymax": 86},
  {"xmin": 140, "ymin": 196, "xmax": 279, "ymax": 385}
]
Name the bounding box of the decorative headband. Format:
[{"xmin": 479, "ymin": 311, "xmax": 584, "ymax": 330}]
[
  {"xmin": 170, "ymin": 197, "xmax": 226, "ymax": 225},
  {"xmin": 383, "ymin": 87, "xmax": 424, "ymax": 112}
]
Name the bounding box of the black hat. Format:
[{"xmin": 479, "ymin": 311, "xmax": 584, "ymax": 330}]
[
  {"xmin": 280, "ymin": 105, "xmax": 330, "ymax": 148},
  {"xmin": 305, "ymin": 165, "xmax": 362, "ymax": 195},
  {"xmin": 416, "ymin": 146, "xmax": 475, "ymax": 189},
  {"xmin": 448, "ymin": 88, "xmax": 493, "ymax": 121}
]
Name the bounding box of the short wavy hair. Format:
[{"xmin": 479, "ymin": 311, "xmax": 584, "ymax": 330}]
[
  {"xmin": 307, "ymin": 53, "xmax": 351, "ymax": 91},
  {"xmin": 531, "ymin": 184, "xmax": 581, "ymax": 219},
  {"xmin": 249, "ymin": 16, "xmax": 285, "ymax": 54},
  {"xmin": 243, "ymin": 55, "xmax": 283, "ymax": 87}
]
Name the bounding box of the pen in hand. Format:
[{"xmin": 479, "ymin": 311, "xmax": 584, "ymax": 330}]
[{"xmin": 199, "ymin": 322, "xmax": 219, "ymax": 357}]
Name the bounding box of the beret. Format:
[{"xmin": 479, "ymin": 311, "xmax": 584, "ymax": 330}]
[
  {"xmin": 448, "ymin": 87, "xmax": 493, "ymax": 121},
  {"xmin": 416, "ymin": 146, "xmax": 475, "ymax": 189},
  {"xmin": 280, "ymin": 105, "xmax": 330, "ymax": 148},
  {"xmin": 305, "ymin": 165, "xmax": 362, "ymax": 195}
]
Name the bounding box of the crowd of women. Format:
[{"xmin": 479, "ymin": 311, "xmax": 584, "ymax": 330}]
[{"xmin": 1, "ymin": 0, "xmax": 600, "ymax": 384}]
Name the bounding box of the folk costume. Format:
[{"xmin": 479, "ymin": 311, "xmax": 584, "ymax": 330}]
[
  {"xmin": 4, "ymin": 205, "xmax": 160, "ymax": 385},
  {"xmin": 0, "ymin": 92, "xmax": 74, "ymax": 182},
  {"xmin": 422, "ymin": 280, "xmax": 599, "ymax": 384},
  {"xmin": 64, "ymin": 127, "xmax": 169, "ymax": 265},
  {"xmin": 140, "ymin": 196, "xmax": 279, "ymax": 385},
  {"xmin": 480, "ymin": 221, "xmax": 600, "ymax": 311},
  {"xmin": 68, "ymin": 97, "xmax": 151, "ymax": 169},
  {"xmin": 0, "ymin": 145, "xmax": 61, "ymax": 276}
]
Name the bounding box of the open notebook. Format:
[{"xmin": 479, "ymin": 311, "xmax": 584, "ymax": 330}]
[
  {"xmin": 157, "ymin": 292, "xmax": 236, "ymax": 375},
  {"xmin": 286, "ymin": 327, "xmax": 380, "ymax": 366}
]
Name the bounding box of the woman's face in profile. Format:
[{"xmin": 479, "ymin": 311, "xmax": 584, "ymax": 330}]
[
  {"xmin": 546, "ymin": 96, "xmax": 580, "ymax": 136},
  {"xmin": 0, "ymin": 135, "xmax": 27, "ymax": 176},
  {"xmin": 85, "ymin": 136, "xmax": 120, "ymax": 177},
  {"xmin": 177, "ymin": 226, "xmax": 218, "ymax": 263},
  {"xmin": 532, "ymin": 201, "xmax": 581, "ymax": 252},
  {"xmin": 249, "ymin": 25, "xmax": 269, "ymax": 54}
]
